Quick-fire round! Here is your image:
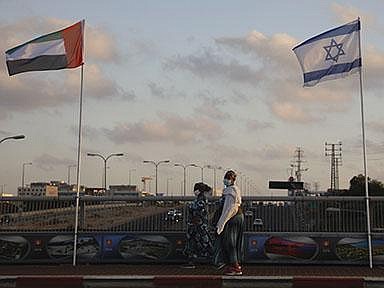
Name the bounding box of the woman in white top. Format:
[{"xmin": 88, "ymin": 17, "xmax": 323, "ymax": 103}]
[{"xmin": 214, "ymin": 170, "xmax": 244, "ymax": 276}]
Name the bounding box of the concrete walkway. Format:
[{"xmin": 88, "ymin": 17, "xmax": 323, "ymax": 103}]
[{"xmin": 1, "ymin": 264, "xmax": 384, "ymax": 287}]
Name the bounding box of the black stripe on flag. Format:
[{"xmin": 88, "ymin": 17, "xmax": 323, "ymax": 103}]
[{"xmin": 6, "ymin": 55, "xmax": 68, "ymax": 76}]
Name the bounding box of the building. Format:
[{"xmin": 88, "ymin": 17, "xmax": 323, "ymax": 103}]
[
  {"xmin": 84, "ymin": 187, "xmax": 105, "ymax": 196},
  {"xmin": 109, "ymin": 185, "xmax": 140, "ymax": 197},
  {"xmin": 18, "ymin": 181, "xmax": 86, "ymax": 197},
  {"xmin": 18, "ymin": 182, "xmax": 59, "ymax": 197}
]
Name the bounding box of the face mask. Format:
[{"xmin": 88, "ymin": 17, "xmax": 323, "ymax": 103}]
[{"xmin": 223, "ymin": 178, "xmax": 232, "ymax": 187}]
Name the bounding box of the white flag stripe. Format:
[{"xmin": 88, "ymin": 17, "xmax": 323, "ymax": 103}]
[
  {"xmin": 295, "ymin": 31, "xmax": 359, "ymax": 73},
  {"xmin": 6, "ymin": 39, "xmax": 65, "ymax": 61},
  {"xmin": 304, "ymin": 66, "xmax": 360, "ymax": 87}
]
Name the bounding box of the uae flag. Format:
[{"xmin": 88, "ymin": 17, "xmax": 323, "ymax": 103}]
[{"xmin": 6, "ymin": 20, "xmax": 84, "ymax": 76}]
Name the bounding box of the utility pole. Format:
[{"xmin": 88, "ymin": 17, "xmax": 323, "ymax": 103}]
[
  {"xmin": 325, "ymin": 141, "xmax": 342, "ymax": 192},
  {"xmin": 292, "ymin": 147, "xmax": 308, "ymax": 182}
]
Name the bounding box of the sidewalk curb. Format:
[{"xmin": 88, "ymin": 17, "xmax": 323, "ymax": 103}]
[
  {"xmin": 16, "ymin": 276, "xmax": 83, "ymax": 288},
  {"xmin": 292, "ymin": 277, "xmax": 364, "ymax": 288},
  {"xmin": 1, "ymin": 275, "xmax": 382, "ymax": 288}
]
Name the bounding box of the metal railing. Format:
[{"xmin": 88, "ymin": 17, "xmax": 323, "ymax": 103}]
[{"xmin": 1, "ymin": 196, "xmax": 383, "ymax": 235}]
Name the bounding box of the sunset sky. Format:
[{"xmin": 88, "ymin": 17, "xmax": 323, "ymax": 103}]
[{"xmin": 1, "ymin": 0, "xmax": 384, "ymax": 196}]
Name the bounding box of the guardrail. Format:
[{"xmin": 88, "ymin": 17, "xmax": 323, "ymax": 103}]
[
  {"xmin": 1, "ymin": 196, "xmax": 383, "ymax": 235},
  {"xmin": 1, "ymin": 196, "xmax": 384, "ymax": 265}
]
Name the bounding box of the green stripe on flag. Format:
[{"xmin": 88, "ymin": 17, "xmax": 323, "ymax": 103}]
[{"xmin": 6, "ymin": 31, "xmax": 62, "ymax": 55}]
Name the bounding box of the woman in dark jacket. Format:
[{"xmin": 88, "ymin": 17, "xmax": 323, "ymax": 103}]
[{"xmin": 183, "ymin": 182, "xmax": 214, "ymax": 268}]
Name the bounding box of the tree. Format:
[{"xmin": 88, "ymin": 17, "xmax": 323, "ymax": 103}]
[{"xmin": 347, "ymin": 174, "xmax": 384, "ymax": 196}]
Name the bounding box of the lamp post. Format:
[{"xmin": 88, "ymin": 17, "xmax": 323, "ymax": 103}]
[
  {"xmin": 244, "ymin": 176, "xmax": 249, "ymax": 196},
  {"xmin": 67, "ymin": 165, "xmax": 76, "ymax": 185},
  {"xmin": 22, "ymin": 162, "xmax": 32, "ymax": 189},
  {"xmin": 166, "ymin": 177, "xmax": 172, "ymax": 196},
  {"xmin": 87, "ymin": 152, "xmax": 124, "ymax": 193},
  {"xmin": 190, "ymin": 164, "xmax": 205, "ymax": 182},
  {"xmin": 206, "ymin": 165, "xmax": 222, "ymax": 196},
  {"xmin": 143, "ymin": 160, "xmax": 170, "ymax": 196},
  {"xmin": 128, "ymin": 169, "xmax": 136, "ymax": 185},
  {"xmin": 174, "ymin": 163, "xmax": 196, "ymax": 197},
  {"xmin": 237, "ymin": 171, "xmax": 243, "ymax": 192},
  {"xmin": 0, "ymin": 135, "xmax": 25, "ymax": 144}
]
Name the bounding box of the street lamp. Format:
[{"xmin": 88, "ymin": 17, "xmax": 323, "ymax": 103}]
[
  {"xmin": 206, "ymin": 165, "xmax": 222, "ymax": 196},
  {"xmin": 128, "ymin": 169, "xmax": 136, "ymax": 185},
  {"xmin": 0, "ymin": 135, "xmax": 25, "ymax": 144},
  {"xmin": 87, "ymin": 152, "xmax": 124, "ymax": 193},
  {"xmin": 67, "ymin": 165, "xmax": 76, "ymax": 185},
  {"xmin": 174, "ymin": 163, "xmax": 196, "ymax": 197},
  {"xmin": 190, "ymin": 164, "xmax": 205, "ymax": 182},
  {"xmin": 166, "ymin": 177, "xmax": 172, "ymax": 196},
  {"xmin": 22, "ymin": 162, "xmax": 32, "ymax": 189},
  {"xmin": 143, "ymin": 160, "xmax": 170, "ymax": 195}
]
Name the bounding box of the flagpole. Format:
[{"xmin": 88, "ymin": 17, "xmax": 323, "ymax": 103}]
[
  {"xmin": 72, "ymin": 63, "xmax": 84, "ymax": 266},
  {"xmin": 357, "ymin": 17, "xmax": 373, "ymax": 269}
]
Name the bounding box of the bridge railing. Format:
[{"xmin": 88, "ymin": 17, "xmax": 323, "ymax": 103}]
[{"xmin": 0, "ymin": 196, "xmax": 383, "ymax": 235}]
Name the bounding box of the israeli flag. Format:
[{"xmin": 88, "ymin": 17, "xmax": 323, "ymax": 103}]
[{"xmin": 293, "ymin": 19, "xmax": 361, "ymax": 87}]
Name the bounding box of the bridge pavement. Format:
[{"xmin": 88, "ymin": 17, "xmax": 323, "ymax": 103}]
[{"xmin": 1, "ymin": 264, "xmax": 384, "ymax": 288}]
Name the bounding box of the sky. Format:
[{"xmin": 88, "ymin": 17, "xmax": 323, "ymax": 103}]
[{"xmin": 1, "ymin": 0, "xmax": 384, "ymax": 196}]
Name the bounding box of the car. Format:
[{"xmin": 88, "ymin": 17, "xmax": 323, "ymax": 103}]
[
  {"xmin": 0, "ymin": 215, "xmax": 10, "ymax": 224},
  {"xmin": 244, "ymin": 210, "xmax": 253, "ymax": 217},
  {"xmin": 165, "ymin": 209, "xmax": 183, "ymax": 222},
  {"xmin": 253, "ymin": 218, "xmax": 263, "ymax": 226}
]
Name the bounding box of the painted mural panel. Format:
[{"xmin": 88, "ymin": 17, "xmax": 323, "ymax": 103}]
[
  {"xmin": 0, "ymin": 232, "xmax": 383, "ymax": 264},
  {"xmin": 47, "ymin": 235, "xmax": 101, "ymax": 260},
  {"xmin": 264, "ymin": 236, "xmax": 319, "ymax": 261},
  {"xmin": 118, "ymin": 234, "xmax": 172, "ymax": 260},
  {"xmin": 336, "ymin": 238, "xmax": 384, "ymax": 262},
  {"xmin": 0, "ymin": 236, "xmax": 30, "ymax": 261}
]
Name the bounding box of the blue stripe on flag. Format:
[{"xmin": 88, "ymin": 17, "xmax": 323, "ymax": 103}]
[
  {"xmin": 303, "ymin": 58, "xmax": 361, "ymax": 84},
  {"xmin": 293, "ymin": 20, "xmax": 360, "ymax": 50}
]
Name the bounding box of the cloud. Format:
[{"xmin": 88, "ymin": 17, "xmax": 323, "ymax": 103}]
[
  {"xmin": 165, "ymin": 27, "xmax": 363, "ymax": 123},
  {"xmin": 194, "ymin": 92, "xmax": 230, "ymax": 120},
  {"xmin": 69, "ymin": 125, "xmax": 101, "ymax": 141},
  {"xmin": 194, "ymin": 104, "xmax": 230, "ymax": 121},
  {"xmin": 147, "ymin": 82, "xmax": 186, "ymax": 99},
  {"xmin": 252, "ymin": 144, "xmax": 294, "ymax": 161},
  {"xmin": 330, "ymin": 3, "xmax": 378, "ymax": 29},
  {"xmin": 126, "ymin": 38, "xmax": 159, "ymax": 62},
  {"xmin": 246, "ymin": 119, "xmax": 274, "ymax": 131},
  {"xmin": 271, "ymin": 102, "xmax": 320, "ymax": 123},
  {"xmin": 205, "ymin": 144, "xmax": 250, "ymax": 160},
  {"xmin": 367, "ymin": 121, "xmax": 384, "ymax": 133},
  {"xmin": 231, "ymin": 90, "xmax": 251, "ymax": 105},
  {"xmin": 121, "ymin": 89, "xmax": 137, "ymax": 101},
  {"xmin": 216, "ymin": 31, "xmax": 297, "ymax": 66},
  {"xmin": 86, "ymin": 24, "xmax": 121, "ymax": 63},
  {"xmin": 364, "ymin": 45, "xmax": 384, "ymax": 91},
  {"xmin": 0, "ymin": 130, "xmax": 11, "ymax": 136},
  {"xmin": 33, "ymin": 153, "xmax": 75, "ymax": 171},
  {"xmin": 102, "ymin": 112, "xmax": 223, "ymax": 145},
  {"xmin": 65, "ymin": 64, "xmax": 124, "ymax": 100},
  {"xmin": 164, "ymin": 48, "xmax": 263, "ymax": 85},
  {"xmin": 206, "ymin": 143, "xmax": 293, "ymax": 162},
  {"xmin": 214, "ymin": 29, "xmax": 364, "ymax": 122},
  {"xmin": 329, "ymin": 3, "xmax": 384, "ymax": 93}
]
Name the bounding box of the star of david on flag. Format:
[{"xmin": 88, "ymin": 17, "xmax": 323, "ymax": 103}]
[{"xmin": 293, "ymin": 19, "xmax": 361, "ymax": 87}]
